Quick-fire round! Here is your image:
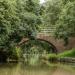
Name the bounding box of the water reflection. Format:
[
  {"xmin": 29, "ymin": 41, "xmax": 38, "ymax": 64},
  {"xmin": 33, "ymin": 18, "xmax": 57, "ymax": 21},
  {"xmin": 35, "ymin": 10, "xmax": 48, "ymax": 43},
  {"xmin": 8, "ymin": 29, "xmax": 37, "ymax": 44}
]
[{"xmin": 0, "ymin": 63, "xmax": 75, "ymax": 75}]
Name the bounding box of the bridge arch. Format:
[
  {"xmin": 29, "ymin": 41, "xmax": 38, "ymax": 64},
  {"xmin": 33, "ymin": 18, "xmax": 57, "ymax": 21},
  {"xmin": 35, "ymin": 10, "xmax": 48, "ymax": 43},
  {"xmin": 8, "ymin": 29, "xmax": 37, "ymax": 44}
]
[
  {"xmin": 37, "ymin": 38, "xmax": 57, "ymax": 53},
  {"xmin": 18, "ymin": 34, "xmax": 75, "ymax": 53},
  {"xmin": 19, "ymin": 38, "xmax": 57, "ymax": 54}
]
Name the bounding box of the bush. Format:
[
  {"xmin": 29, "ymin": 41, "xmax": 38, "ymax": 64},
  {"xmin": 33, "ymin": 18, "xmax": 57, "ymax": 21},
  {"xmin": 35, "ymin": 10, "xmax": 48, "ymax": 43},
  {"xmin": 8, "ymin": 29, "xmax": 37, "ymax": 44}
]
[
  {"xmin": 9, "ymin": 47, "xmax": 22, "ymax": 60},
  {"xmin": 41, "ymin": 54, "xmax": 57, "ymax": 62}
]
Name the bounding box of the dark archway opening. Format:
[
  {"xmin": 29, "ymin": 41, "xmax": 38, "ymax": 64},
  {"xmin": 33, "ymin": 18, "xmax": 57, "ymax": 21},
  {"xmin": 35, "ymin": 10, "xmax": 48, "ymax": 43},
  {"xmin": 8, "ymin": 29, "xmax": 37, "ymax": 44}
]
[
  {"xmin": 20, "ymin": 39, "xmax": 57, "ymax": 65},
  {"xmin": 20, "ymin": 39, "xmax": 57, "ymax": 54}
]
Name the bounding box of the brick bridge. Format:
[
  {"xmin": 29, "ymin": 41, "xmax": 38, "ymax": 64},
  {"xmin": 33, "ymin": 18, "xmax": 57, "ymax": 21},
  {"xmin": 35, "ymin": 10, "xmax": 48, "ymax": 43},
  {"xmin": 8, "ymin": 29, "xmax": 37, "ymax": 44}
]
[{"xmin": 19, "ymin": 34, "xmax": 75, "ymax": 53}]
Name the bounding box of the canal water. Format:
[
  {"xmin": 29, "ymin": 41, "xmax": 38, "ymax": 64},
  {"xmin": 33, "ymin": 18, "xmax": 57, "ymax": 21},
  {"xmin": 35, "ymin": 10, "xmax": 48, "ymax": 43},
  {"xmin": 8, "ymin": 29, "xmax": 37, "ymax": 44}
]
[{"xmin": 0, "ymin": 63, "xmax": 75, "ymax": 75}]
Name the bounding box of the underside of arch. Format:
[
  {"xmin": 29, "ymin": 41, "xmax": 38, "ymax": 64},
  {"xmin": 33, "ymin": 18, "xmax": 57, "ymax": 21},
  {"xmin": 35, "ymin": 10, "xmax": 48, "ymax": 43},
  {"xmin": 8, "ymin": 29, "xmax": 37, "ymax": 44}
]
[{"xmin": 19, "ymin": 38, "xmax": 58, "ymax": 54}]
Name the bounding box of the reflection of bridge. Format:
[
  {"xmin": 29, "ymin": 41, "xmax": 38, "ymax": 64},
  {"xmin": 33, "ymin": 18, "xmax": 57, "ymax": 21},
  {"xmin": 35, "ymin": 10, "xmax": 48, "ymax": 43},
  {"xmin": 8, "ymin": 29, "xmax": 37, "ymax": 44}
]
[{"xmin": 19, "ymin": 33, "xmax": 75, "ymax": 53}]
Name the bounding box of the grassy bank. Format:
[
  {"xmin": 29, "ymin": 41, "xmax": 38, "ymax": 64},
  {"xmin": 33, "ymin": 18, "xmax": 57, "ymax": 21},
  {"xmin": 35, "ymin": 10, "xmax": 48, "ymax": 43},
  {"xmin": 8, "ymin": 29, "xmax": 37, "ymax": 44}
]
[
  {"xmin": 41, "ymin": 48, "xmax": 75, "ymax": 64},
  {"xmin": 57, "ymin": 48, "xmax": 75, "ymax": 58},
  {"xmin": 4, "ymin": 48, "xmax": 75, "ymax": 65},
  {"xmin": 42, "ymin": 48, "xmax": 75, "ymax": 61}
]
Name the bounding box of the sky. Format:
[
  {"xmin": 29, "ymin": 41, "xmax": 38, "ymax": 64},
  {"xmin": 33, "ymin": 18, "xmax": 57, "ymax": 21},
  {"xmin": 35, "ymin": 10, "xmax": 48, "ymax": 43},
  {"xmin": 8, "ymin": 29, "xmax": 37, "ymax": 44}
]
[{"xmin": 40, "ymin": 0, "xmax": 45, "ymax": 4}]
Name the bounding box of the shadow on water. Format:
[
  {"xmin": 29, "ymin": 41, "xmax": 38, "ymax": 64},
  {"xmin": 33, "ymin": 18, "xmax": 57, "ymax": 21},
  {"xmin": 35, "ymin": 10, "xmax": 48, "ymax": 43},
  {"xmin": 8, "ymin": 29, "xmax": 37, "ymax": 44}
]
[{"xmin": 0, "ymin": 62, "xmax": 75, "ymax": 75}]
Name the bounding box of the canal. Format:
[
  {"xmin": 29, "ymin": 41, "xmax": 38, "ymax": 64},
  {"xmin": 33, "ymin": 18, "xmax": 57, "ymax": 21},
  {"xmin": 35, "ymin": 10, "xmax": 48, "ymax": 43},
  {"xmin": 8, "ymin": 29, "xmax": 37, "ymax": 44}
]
[{"xmin": 0, "ymin": 63, "xmax": 75, "ymax": 75}]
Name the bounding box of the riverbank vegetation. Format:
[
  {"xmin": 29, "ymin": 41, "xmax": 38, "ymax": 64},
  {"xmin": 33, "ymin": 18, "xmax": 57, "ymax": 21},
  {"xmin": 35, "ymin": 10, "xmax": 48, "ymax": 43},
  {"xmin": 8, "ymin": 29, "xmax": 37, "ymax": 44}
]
[{"xmin": 58, "ymin": 48, "xmax": 75, "ymax": 58}]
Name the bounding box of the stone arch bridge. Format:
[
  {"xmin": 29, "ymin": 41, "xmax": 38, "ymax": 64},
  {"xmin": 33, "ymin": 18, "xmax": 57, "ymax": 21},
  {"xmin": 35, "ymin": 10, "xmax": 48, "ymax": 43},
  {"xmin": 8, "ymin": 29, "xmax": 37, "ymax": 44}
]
[{"xmin": 19, "ymin": 34, "xmax": 75, "ymax": 53}]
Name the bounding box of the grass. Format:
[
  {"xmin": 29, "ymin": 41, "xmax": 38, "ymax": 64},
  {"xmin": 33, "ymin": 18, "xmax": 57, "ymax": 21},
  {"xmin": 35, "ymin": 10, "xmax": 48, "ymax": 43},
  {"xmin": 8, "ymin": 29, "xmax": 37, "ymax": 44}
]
[
  {"xmin": 42, "ymin": 48, "xmax": 75, "ymax": 62},
  {"xmin": 57, "ymin": 48, "xmax": 75, "ymax": 58}
]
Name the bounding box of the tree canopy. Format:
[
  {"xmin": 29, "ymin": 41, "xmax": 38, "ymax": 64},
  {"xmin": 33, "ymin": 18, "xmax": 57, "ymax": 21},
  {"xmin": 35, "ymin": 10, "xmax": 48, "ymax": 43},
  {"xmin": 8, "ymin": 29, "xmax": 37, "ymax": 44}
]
[
  {"xmin": 0, "ymin": 0, "xmax": 75, "ymax": 61},
  {"xmin": 0, "ymin": 0, "xmax": 42, "ymax": 59},
  {"xmin": 42, "ymin": 0, "xmax": 75, "ymax": 45}
]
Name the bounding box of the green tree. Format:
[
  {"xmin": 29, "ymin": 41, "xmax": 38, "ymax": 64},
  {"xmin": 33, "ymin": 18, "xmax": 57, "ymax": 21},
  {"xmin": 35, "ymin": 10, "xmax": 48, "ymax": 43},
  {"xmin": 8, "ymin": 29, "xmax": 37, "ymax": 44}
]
[
  {"xmin": 42, "ymin": 0, "xmax": 75, "ymax": 45},
  {"xmin": 16, "ymin": 0, "xmax": 42, "ymax": 38},
  {"xmin": 0, "ymin": 0, "xmax": 42, "ymax": 60},
  {"xmin": 0, "ymin": 0, "xmax": 20, "ymax": 46},
  {"xmin": 55, "ymin": 0, "xmax": 75, "ymax": 45},
  {"xmin": 42, "ymin": 0, "xmax": 61, "ymax": 26}
]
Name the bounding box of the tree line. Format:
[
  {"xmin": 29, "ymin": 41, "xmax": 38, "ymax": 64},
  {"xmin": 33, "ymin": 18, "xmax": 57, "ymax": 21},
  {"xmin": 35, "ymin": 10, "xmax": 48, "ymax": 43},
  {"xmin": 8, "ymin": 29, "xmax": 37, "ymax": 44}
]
[{"xmin": 0, "ymin": 0, "xmax": 75, "ymax": 61}]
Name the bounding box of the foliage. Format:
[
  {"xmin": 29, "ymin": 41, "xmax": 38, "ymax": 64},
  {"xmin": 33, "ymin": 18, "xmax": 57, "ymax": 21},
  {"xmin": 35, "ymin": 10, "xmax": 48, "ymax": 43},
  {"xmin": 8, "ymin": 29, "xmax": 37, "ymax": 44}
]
[
  {"xmin": 54, "ymin": 0, "xmax": 75, "ymax": 44},
  {"xmin": 16, "ymin": 0, "xmax": 41, "ymax": 38},
  {"xmin": 58, "ymin": 48, "xmax": 75, "ymax": 57},
  {"xmin": 22, "ymin": 39, "xmax": 55, "ymax": 54},
  {"xmin": 0, "ymin": 0, "xmax": 42, "ymax": 61},
  {"xmin": 0, "ymin": 0, "xmax": 20, "ymax": 45},
  {"xmin": 21, "ymin": 39, "xmax": 55, "ymax": 65},
  {"xmin": 41, "ymin": 0, "xmax": 75, "ymax": 45},
  {"xmin": 8, "ymin": 46, "xmax": 22, "ymax": 60},
  {"xmin": 43, "ymin": 0, "xmax": 62, "ymax": 26},
  {"xmin": 0, "ymin": 0, "xmax": 75, "ymax": 62}
]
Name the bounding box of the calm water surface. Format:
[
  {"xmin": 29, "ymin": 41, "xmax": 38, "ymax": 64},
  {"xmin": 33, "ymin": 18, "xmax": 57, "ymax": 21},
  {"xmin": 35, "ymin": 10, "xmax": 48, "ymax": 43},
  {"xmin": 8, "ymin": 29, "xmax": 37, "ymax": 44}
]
[{"xmin": 0, "ymin": 63, "xmax": 75, "ymax": 75}]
